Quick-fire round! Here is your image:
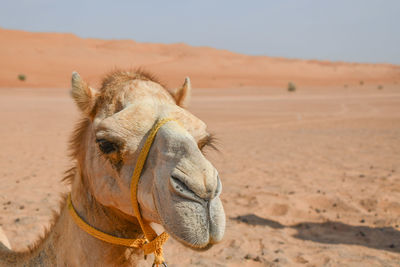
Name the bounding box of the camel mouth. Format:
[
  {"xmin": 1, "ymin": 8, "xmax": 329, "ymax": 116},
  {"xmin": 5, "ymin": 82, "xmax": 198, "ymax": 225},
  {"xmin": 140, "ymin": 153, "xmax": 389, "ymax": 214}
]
[
  {"xmin": 152, "ymin": 172, "xmax": 225, "ymax": 252},
  {"xmin": 155, "ymin": 197, "xmax": 225, "ymax": 251},
  {"xmin": 162, "ymin": 224, "xmax": 216, "ymax": 251}
]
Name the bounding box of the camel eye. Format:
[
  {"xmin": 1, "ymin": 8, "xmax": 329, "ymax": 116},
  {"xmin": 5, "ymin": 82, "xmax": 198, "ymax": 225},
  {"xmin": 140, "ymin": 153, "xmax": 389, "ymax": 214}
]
[{"xmin": 96, "ymin": 139, "xmax": 118, "ymax": 154}]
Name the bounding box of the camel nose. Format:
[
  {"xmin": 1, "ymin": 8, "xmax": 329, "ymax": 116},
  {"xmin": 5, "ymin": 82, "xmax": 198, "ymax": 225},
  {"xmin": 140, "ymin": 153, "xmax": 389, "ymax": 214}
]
[{"xmin": 170, "ymin": 168, "xmax": 221, "ymax": 203}]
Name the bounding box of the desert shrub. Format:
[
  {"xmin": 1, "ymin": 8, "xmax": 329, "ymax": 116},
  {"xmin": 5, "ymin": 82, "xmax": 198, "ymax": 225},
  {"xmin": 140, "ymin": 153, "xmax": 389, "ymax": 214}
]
[
  {"xmin": 378, "ymin": 85, "xmax": 383, "ymax": 90},
  {"xmin": 18, "ymin": 74, "xmax": 26, "ymax": 81},
  {"xmin": 288, "ymin": 82, "xmax": 296, "ymax": 92}
]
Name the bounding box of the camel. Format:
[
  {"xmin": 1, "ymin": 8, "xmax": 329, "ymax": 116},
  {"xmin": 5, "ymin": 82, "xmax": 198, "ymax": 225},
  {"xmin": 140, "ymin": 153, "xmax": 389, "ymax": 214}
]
[{"xmin": 0, "ymin": 70, "xmax": 225, "ymax": 266}]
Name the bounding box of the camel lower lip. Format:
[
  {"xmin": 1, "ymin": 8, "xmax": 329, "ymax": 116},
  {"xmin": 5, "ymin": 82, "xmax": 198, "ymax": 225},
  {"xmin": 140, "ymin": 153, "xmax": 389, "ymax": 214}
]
[
  {"xmin": 165, "ymin": 228, "xmax": 214, "ymax": 251},
  {"xmin": 186, "ymin": 242, "xmax": 214, "ymax": 251}
]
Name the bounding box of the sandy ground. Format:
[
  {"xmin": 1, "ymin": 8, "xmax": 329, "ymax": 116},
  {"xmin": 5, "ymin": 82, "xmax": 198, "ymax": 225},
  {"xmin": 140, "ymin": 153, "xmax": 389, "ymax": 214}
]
[{"xmin": 1, "ymin": 82, "xmax": 400, "ymax": 266}]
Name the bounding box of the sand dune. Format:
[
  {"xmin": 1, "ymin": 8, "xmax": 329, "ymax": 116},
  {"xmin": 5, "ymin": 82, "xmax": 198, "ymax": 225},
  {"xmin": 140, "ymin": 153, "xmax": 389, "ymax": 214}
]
[{"xmin": 0, "ymin": 27, "xmax": 399, "ymax": 89}]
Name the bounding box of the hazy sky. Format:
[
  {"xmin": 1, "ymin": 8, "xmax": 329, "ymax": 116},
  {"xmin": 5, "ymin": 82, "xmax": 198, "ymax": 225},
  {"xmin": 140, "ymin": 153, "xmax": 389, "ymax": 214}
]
[{"xmin": 1, "ymin": 0, "xmax": 399, "ymax": 64}]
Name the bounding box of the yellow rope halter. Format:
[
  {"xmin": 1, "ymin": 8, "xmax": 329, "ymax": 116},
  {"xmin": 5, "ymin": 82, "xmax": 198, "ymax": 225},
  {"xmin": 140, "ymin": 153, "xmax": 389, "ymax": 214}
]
[{"xmin": 68, "ymin": 118, "xmax": 175, "ymax": 266}]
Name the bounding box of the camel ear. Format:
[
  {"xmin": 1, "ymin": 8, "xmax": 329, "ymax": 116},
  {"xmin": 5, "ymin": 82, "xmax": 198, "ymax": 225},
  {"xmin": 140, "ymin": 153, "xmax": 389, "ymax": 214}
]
[
  {"xmin": 70, "ymin": 72, "xmax": 97, "ymax": 116},
  {"xmin": 173, "ymin": 77, "xmax": 191, "ymax": 108}
]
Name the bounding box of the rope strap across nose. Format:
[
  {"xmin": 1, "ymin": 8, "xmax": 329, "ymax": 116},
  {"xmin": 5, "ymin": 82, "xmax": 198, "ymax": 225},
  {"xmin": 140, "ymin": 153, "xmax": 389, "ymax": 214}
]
[
  {"xmin": 130, "ymin": 118, "xmax": 175, "ymax": 264},
  {"xmin": 68, "ymin": 118, "xmax": 175, "ymax": 266}
]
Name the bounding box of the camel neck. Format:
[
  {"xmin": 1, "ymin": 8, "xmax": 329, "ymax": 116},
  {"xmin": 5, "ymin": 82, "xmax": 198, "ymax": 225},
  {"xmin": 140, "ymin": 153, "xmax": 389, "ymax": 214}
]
[
  {"xmin": 61, "ymin": 173, "xmax": 145, "ymax": 266},
  {"xmin": 70, "ymin": 178, "xmax": 144, "ymax": 241}
]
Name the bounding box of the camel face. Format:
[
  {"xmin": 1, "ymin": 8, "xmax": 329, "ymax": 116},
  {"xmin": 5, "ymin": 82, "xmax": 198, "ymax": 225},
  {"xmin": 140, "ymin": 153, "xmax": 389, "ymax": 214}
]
[
  {"xmin": 71, "ymin": 71, "xmax": 225, "ymax": 250},
  {"xmin": 142, "ymin": 112, "xmax": 225, "ymax": 248}
]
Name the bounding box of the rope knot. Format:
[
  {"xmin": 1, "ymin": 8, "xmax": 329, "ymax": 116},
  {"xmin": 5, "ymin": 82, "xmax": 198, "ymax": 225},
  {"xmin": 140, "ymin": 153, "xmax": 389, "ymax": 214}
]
[{"xmin": 142, "ymin": 232, "xmax": 169, "ymax": 266}]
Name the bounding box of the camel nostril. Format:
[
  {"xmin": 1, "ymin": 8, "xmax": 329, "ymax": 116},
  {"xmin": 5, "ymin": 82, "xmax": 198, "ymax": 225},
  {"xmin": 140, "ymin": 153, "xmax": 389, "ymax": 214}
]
[
  {"xmin": 169, "ymin": 175, "xmax": 204, "ymax": 204},
  {"xmin": 171, "ymin": 175, "xmax": 191, "ymax": 194}
]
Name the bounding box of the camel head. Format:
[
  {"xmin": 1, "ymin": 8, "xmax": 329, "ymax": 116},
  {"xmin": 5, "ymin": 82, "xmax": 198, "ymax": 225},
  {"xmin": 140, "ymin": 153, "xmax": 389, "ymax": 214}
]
[{"xmin": 70, "ymin": 71, "xmax": 225, "ymax": 249}]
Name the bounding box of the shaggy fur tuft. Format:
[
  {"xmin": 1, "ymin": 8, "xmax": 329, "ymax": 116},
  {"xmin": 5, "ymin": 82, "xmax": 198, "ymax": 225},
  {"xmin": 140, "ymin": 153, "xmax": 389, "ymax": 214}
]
[{"xmin": 100, "ymin": 68, "xmax": 167, "ymax": 91}]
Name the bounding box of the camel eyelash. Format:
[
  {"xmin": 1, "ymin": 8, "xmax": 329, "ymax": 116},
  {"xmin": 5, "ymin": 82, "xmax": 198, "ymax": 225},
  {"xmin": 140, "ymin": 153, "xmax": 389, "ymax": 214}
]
[{"xmin": 198, "ymin": 134, "xmax": 219, "ymax": 152}]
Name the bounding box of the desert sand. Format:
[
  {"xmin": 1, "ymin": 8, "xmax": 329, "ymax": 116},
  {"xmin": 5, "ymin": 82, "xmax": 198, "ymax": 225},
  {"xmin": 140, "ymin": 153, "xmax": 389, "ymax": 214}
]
[{"xmin": 1, "ymin": 28, "xmax": 400, "ymax": 266}]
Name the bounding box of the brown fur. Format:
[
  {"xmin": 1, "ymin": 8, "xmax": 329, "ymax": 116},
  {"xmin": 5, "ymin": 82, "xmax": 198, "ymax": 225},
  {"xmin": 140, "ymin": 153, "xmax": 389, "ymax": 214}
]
[
  {"xmin": 101, "ymin": 69, "xmax": 167, "ymax": 91},
  {"xmin": 69, "ymin": 118, "xmax": 91, "ymax": 159},
  {"xmin": 97, "ymin": 69, "xmax": 166, "ymax": 109}
]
